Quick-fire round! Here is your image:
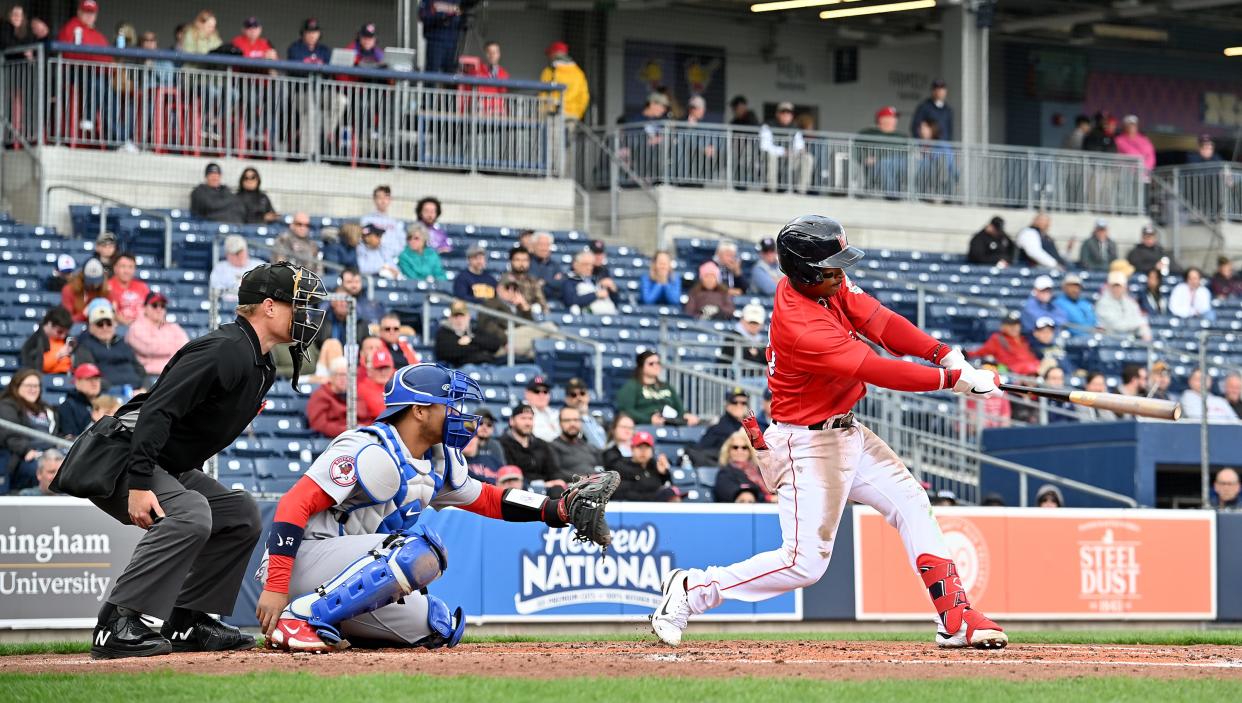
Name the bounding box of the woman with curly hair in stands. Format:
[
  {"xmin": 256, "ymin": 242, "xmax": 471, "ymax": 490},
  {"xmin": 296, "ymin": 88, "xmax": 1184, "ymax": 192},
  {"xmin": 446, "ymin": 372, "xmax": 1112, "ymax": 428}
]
[
  {"xmin": 613, "ymin": 350, "xmax": 699, "ymax": 427},
  {"xmin": 712, "ymin": 428, "xmax": 771, "ymax": 503},
  {"xmin": 0, "ymin": 368, "xmax": 58, "ymax": 492},
  {"xmin": 60, "ymin": 258, "xmax": 108, "ymax": 323}
]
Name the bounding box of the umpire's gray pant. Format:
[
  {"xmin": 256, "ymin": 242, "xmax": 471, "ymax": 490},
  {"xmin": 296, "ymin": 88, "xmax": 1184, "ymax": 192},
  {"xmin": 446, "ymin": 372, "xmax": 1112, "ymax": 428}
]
[{"xmin": 92, "ymin": 468, "xmax": 261, "ymax": 620}]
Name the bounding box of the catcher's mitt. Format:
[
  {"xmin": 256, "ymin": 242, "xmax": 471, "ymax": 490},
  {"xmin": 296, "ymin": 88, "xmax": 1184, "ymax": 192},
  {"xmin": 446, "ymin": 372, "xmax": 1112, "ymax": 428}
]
[{"xmin": 556, "ymin": 471, "xmax": 620, "ymax": 549}]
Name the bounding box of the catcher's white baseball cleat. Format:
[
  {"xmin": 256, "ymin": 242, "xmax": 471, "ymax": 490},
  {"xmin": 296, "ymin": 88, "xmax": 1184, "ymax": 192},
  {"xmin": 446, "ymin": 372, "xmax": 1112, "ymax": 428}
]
[
  {"xmin": 267, "ymin": 618, "xmax": 346, "ymax": 653},
  {"xmin": 650, "ymin": 568, "xmax": 691, "ymax": 646}
]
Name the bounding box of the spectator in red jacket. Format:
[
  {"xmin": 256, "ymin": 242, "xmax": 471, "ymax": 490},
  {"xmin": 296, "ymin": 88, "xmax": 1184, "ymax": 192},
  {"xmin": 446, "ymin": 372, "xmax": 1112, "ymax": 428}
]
[
  {"xmin": 57, "ymin": 0, "xmax": 110, "ymax": 62},
  {"xmin": 58, "ymin": 0, "xmax": 127, "ymax": 143},
  {"xmin": 968, "ymin": 311, "xmax": 1040, "ymax": 376},
  {"xmin": 104, "ymin": 253, "xmax": 149, "ymax": 325},
  {"xmin": 474, "ymin": 41, "xmax": 509, "ymax": 115},
  {"xmin": 356, "ymin": 348, "xmax": 395, "ymax": 421},
  {"xmin": 306, "ymin": 357, "xmax": 376, "ymax": 438},
  {"xmin": 230, "ymin": 16, "xmax": 277, "ymax": 61}
]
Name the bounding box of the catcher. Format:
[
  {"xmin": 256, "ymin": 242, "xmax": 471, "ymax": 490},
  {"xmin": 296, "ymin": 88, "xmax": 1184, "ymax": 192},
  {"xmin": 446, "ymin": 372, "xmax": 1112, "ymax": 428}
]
[{"xmin": 256, "ymin": 362, "xmax": 617, "ymax": 651}]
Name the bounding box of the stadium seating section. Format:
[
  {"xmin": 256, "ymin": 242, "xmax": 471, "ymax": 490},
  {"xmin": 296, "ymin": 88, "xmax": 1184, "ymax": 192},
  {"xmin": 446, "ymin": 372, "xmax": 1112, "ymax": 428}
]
[{"xmin": 3, "ymin": 207, "xmax": 1242, "ymax": 499}]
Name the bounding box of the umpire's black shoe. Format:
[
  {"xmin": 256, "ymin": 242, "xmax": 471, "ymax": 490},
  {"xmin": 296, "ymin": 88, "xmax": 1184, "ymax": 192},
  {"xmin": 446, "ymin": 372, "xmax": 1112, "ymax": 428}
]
[
  {"xmin": 161, "ymin": 610, "xmax": 256, "ymax": 652},
  {"xmin": 91, "ymin": 605, "xmax": 173, "ymax": 660}
]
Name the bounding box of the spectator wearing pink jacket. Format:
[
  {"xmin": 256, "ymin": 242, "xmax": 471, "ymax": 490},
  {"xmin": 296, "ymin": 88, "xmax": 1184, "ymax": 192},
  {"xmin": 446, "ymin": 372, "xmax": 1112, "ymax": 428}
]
[
  {"xmin": 1114, "ymin": 115, "xmax": 1155, "ymax": 174},
  {"xmin": 125, "ymin": 291, "xmax": 190, "ymax": 377}
]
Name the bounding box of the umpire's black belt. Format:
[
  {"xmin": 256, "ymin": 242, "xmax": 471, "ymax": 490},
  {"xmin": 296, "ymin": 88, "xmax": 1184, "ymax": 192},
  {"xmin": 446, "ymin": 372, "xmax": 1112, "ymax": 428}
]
[{"xmin": 783, "ymin": 412, "xmax": 855, "ymax": 431}]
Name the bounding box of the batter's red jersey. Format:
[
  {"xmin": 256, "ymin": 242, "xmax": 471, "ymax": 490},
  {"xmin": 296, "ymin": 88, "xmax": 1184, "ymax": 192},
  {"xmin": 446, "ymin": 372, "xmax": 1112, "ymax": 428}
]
[{"xmin": 766, "ymin": 275, "xmax": 886, "ymax": 424}]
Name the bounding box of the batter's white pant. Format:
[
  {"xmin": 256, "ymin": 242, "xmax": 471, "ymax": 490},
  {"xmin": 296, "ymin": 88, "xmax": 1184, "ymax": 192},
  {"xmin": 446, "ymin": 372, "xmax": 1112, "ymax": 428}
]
[
  {"xmin": 685, "ymin": 420, "xmax": 948, "ymax": 614},
  {"xmin": 285, "ymin": 535, "xmax": 435, "ymax": 646}
]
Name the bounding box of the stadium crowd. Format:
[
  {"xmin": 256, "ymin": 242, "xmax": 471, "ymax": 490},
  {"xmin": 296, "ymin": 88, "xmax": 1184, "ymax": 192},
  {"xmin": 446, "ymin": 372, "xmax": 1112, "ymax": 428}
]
[{"xmin": 3, "ymin": 153, "xmax": 1241, "ymax": 508}]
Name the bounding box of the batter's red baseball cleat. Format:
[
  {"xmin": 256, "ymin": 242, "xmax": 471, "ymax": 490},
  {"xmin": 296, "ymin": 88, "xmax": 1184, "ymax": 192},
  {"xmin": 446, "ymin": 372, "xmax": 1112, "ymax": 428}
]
[
  {"xmin": 267, "ymin": 618, "xmax": 346, "ymax": 653},
  {"xmin": 917, "ymin": 554, "xmax": 1008, "ymax": 650}
]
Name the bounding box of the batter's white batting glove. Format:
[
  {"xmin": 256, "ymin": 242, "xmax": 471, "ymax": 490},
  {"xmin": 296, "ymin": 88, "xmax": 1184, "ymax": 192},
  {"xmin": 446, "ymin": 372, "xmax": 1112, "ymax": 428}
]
[
  {"xmin": 937, "ymin": 347, "xmax": 971, "ymax": 372},
  {"xmin": 953, "ymin": 365, "xmax": 1003, "ymax": 399}
]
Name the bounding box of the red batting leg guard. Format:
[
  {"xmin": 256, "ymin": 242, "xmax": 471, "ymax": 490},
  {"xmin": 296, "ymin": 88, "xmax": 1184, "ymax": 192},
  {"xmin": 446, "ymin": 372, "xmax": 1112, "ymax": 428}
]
[{"xmin": 917, "ymin": 554, "xmax": 1002, "ymax": 637}]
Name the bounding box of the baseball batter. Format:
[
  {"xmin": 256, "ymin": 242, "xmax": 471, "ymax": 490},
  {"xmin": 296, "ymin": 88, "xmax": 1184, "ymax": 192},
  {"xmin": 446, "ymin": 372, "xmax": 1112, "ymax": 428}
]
[
  {"xmin": 651, "ymin": 215, "xmax": 1008, "ymax": 649},
  {"xmin": 256, "ymin": 363, "xmax": 617, "ymax": 651}
]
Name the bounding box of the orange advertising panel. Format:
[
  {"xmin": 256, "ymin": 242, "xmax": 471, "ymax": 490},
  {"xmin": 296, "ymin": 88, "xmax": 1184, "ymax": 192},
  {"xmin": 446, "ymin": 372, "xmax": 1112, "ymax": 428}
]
[{"xmin": 854, "ymin": 508, "xmax": 1216, "ymax": 620}]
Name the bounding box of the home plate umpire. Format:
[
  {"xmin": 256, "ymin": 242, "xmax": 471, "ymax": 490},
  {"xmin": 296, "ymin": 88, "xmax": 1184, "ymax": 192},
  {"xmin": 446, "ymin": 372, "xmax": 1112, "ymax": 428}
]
[{"xmin": 52, "ymin": 262, "xmax": 326, "ymax": 659}]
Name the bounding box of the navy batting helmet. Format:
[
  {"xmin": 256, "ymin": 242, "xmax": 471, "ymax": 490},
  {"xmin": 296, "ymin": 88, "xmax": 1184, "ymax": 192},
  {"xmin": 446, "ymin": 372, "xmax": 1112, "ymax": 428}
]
[{"xmin": 775, "ymin": 215, "xmax": 864, "ymax": 287}]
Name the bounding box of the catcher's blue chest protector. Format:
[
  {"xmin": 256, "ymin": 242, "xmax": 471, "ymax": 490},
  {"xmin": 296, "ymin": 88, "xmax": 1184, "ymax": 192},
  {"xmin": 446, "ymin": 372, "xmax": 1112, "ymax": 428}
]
[{"xmin": 351, "ymin": 422, "xmax": 445, "ymax": 535}]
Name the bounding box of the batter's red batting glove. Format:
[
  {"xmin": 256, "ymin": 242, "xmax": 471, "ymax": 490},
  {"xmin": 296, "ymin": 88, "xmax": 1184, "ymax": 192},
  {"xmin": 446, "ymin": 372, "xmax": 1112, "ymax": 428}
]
[{"xmin": 742, "ymin": 412, "xmax": 768, "ymax": 451}]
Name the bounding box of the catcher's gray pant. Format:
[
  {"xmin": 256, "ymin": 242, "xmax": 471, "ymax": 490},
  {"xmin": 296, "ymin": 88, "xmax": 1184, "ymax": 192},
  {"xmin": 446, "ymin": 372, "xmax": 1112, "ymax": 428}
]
[
  {"xmin": 289, "ymin": 535, "xmax": 435, "ymax": 646},
  {"xmin": 92, "ymin": 468, "xmax": 262, "ymax": 620}
]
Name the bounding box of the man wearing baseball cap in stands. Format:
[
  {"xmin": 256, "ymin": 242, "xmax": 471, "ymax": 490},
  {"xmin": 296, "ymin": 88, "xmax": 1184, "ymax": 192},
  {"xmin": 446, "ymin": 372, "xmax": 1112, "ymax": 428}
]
[
  {"xmin": 858, "ymin": 106, "xmax": 904, "ymax": 196},
  {"xmin": 75, "ymin": 300, "xmax": 146, "ymax": 392},
  {"xmin": 524, "ymin": 375, "xmax": 559, "ymax": 442},
  {"xmin": 689, "ymin": 387, "xmax": 751, "ymax": 465},
  {"xmin": 589, "ymin": 239, "xmax": 610, "ymax": 278},
  {"xmin": 1020, "ymin": 275, "xmax": 1067, "ymax": 333},
  {"xmin": 606, "ymin": 430, "xmax": 672, "ymax": 502},
  {"xmin": 355, "ymin": 348, "xmax": 395, "ymax": 421},
  {"xmin": 46, "ymin": 254, "xmax": 78, "ymax": 292},
  {"xmin": 210, "ymin": 235, "xmax": 266, "ymax": 302},
  {"xmin": 350, "ymin": 23, "xmax": 384, "ymax": 68},
  {"xmin": 749, "ymin": 237, "xmax": 783, "ymax": 295},
  {"xmin": 499, "ymin": 403, "xmax": 567, "ymax": 494},
  {"xmin": 287, "ymin": 18, "xmax": 331, "ymax": 65},
  {"xmin": 190, "ymin": 163, "xmax": 245, "ymax": 223},
  {"xmin": 126, "ymin": 291, "xmax": 190, "ymax": 381},
  {"xmin": 58, "ymin": 364, "xmax": 104, "ymax": 439},
  {"xmin": 92, "ymin": 231, "xmax": 118, "ymax": 276},
  {"xmin": 230, "ymin": 16, "xmax": 276, "ymax": 63},
  {"xmin": 911, "ymin": 78, "xmax": 954, "ymax": 140},
  {"xmin": 968, "ymin": 311, "xmax": 1039, "ymax": 376},
  {"xmin": 496, "ymin": 465, "xmax": 525, "ymax": 490}
]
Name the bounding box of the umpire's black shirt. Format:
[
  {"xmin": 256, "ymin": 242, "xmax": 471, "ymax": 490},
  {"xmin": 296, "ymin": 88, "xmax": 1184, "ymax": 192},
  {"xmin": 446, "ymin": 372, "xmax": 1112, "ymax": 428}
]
[{"xmin": 115, "ymin": 316, "xmax": 276, "ymax": 490}]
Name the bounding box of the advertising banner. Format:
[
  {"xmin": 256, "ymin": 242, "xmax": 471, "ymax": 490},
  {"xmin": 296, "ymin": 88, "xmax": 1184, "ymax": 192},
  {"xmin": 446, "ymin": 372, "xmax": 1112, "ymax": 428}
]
[
  {"xmin": 419, "ymin": 503, "xmax": 800, "ymax": 622},
  {"xmin": 854, "ymin": 507, "xmax": 1216, "ymax": 620},
  {"xmin": 0, "ymin": 497, "xmax": 141, "ymax": 628}
]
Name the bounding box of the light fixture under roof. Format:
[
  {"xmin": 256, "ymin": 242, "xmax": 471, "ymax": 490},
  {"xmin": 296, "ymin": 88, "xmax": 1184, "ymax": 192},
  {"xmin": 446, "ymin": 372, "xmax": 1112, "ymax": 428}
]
[
  {"xmin": 751, "ymin": 0, "xmax": 843, "ymax": 13},
  {"xmin": 820, "ymin": 0, "xmax": 937, "ymax": 20},
  {"xmin": 1224, "ymin": 46, "xmax": 1242, "ymax": 56}
]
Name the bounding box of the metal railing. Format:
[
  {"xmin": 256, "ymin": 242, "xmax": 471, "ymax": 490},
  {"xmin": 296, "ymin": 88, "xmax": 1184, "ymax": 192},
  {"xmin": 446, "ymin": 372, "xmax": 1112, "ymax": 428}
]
[
  {"xmin": 0, "ymin": 416, "xmax": 73, "ymax": 449},
  {"xmin": 421, "ymin": 294, "xmax": 607, "ymax": 396},
  {"xmin": 42, "ymin": 184, "xmax": 173, "ymax": 268},
  {"xmin": 664, "ymin": 360, "xmax": 764, "ymax": 421},
  {"xmin": 2, "ymin": 43, "xmax": 565, "ymax": 176},
  {"xmin": 573, "ymin": 122, "xmax": 661, "ymax": 239},
  {"xmin": 578, "ymin": 122, "xmax": 1147, "ymax": 215},
  {"xmin": 917, "ymin": 435, "xmax": 1139, "ymax": 508},
  {"xmin": 1153, "ymin": 162, "xmax": 1240, "ymax": 223}
]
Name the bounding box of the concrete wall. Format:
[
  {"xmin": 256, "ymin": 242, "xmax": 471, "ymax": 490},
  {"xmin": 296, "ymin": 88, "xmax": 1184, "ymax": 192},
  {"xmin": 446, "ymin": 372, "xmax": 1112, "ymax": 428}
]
[
  {"xmin": 596, "ymin": 185, "xmax": 1153, "ymax": 258},
  {"xmin": 25, "ymin": 147, "xmax": 576, "ymax": 234}
]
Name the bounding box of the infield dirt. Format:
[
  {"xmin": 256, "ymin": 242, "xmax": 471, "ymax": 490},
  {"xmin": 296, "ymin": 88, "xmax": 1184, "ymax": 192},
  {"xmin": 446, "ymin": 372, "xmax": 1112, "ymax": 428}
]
[{"xmin": 4, "ymin": 640, "xmax": 1240, "ymax": 681}]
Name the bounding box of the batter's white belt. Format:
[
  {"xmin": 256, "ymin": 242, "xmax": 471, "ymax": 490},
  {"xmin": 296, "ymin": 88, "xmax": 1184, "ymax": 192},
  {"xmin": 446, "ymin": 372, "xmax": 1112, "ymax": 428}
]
[{"xmin": 776, "ymin": 411, "xmax": 855, "ymax": 431}]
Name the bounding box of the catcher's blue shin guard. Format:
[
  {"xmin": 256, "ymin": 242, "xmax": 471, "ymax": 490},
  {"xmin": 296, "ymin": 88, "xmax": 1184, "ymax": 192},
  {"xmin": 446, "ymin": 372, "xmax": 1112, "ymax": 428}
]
[
  {"xmin": 285, "ymin": 526, "xmax": 448, "ymax": 646},
  {"xmin": 415, "ymin": 595, "xmax": 466, "ymax": 650}
]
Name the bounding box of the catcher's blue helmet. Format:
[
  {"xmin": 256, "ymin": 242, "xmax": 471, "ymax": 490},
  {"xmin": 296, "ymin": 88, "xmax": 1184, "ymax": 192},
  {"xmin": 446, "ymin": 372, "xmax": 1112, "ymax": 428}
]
[{"xmin": 378, "ymin": 363, "xmax": 483, "ymax": 449}]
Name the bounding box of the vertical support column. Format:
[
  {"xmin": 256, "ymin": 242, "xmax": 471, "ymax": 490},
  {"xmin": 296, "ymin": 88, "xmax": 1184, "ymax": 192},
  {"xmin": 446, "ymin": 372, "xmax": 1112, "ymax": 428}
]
[{"xmin": 941, "ymin": 3, "xmax": 986, "ymax": 148}]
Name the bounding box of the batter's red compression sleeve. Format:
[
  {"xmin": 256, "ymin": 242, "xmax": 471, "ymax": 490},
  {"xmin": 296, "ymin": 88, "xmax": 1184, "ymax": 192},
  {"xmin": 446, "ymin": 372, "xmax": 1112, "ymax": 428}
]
[
  {"xmin": 856, "ymin": 306, "xmax": 950, "ymax": 363},
  {"xmin": 854, "ymin": 353, "xmax": 961, "ymax": 392},
  {"xmin": 264, "ymin": 477, "xmax": 336, "ymax": 594}
]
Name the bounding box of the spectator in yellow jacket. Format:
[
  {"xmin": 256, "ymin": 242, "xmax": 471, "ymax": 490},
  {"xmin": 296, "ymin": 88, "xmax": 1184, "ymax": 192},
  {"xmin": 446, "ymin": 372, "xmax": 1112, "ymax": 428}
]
[{"xmin": 540, "ymin": 41, "xmax": 589, "ymax": 121}]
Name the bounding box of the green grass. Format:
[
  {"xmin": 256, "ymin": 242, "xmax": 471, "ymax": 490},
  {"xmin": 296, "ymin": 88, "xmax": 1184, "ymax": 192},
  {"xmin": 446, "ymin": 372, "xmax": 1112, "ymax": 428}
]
[
  {"xmin": 4, "ymin": 628, "xmax": 1242, "ymax": 656},
  {"xmin": 2, "ymin": 673, "xmax": 1238, "ymax": 703}
]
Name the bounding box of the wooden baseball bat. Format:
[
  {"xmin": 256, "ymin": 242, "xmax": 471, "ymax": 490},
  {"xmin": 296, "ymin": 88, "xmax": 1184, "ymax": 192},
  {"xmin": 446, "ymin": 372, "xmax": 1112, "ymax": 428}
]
[{"xmin": 998, "ymin": 383, "xmax": 1182, "ymax": 421}]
